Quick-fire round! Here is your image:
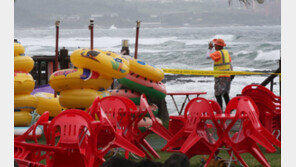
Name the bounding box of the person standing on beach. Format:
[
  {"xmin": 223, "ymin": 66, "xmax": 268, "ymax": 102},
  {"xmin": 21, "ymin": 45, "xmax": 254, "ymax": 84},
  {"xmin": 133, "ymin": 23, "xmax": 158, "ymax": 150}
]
[{"xmin": 207, "ymin": 38, "xmax": 233, "ymax": 109}]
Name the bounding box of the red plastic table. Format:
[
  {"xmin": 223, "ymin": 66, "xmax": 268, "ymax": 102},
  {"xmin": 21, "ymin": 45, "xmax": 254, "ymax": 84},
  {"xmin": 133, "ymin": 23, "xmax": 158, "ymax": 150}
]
[{"xmin": 166, "ymin": 91, "xmax": 207, "ymax": 115}]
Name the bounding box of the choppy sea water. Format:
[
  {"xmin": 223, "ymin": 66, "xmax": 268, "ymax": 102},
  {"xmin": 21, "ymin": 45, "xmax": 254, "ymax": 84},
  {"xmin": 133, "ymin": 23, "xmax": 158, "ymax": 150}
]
[{"xmin": 15, "ymin": 25, "xmax": 281, "ymax": 115}]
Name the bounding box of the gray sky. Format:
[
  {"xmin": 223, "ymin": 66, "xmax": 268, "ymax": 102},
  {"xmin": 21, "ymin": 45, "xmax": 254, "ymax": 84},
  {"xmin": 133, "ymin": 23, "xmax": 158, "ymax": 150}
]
[{"xmin": 14, "ymin": 0, "xmax": 280, "ymax": 28}]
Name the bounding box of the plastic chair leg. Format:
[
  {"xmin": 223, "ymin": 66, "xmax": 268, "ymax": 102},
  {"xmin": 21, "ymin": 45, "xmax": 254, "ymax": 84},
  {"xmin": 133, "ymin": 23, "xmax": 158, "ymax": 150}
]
[
  {"xmin": 249, "ymin": 133, "xmax": 276, "ymax": 153},
  {"xmin": 134, "ymin": 141, "xmax": 152, "ymax": 159},
  {"xmin": 140, "ymin": 139, "xmax": 160, "ymax": 159},
  {"xmin": 204, "ymin": 139, "xmax": 224, "ymax": 167},
  {"xmin": 260, "ymin": 128, "xmax": 281, "ymax": 148},
  {"xmin": 161, "ymin": 130, "xmax": 186, "ymax": 151},
  {"xmin": 114, "ymin": 134, "xmax": 145, "ymax": 157},
  {"xmin": 125, "ymin": 150, "xmax": 129, "ymax": 159},
  {"xmin": 150, "ymin": 123, "xmax": 172, "ymax": 141},
  {"xmin": 249, "ymin": 145, "xmax": 271, "ymax": 167},
  {"xmin": 180, "ymin": 131, "xmax": 201, "ymax": 154},
  {"xmin": 231, "ymin": 149, "xmax": 249, "ymax": 167}
]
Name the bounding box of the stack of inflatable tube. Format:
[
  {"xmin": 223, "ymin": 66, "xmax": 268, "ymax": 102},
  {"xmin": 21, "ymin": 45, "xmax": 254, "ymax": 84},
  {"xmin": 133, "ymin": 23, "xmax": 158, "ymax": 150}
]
[
  {"xmin": 118, "ymin": 72, "xmax": 166, "ymax": 99},
  {"xmin": 49, "ymin": 69, "xmax": 112, "ymax": 109},
  {"xmin": 14, "ymin": 42, "xmax": 42, "ymax": 138},
  {"xmin": 49, "ymin": 48, "xmax": 127, "ymax": 109},
  {"xmin": 117, "ymin": 58, "xmax": 166, "ymax": 99}
]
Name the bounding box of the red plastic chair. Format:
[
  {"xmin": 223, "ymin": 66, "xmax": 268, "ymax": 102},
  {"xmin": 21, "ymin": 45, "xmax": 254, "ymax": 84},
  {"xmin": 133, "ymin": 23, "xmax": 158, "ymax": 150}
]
[
  {"xmin": 14, "ymin": 112, "xmax": 52, "ymax": 163},
  {"xmin": 168, "ymin": 99, "xmax": 220, "ymax": 136},
  {"xmin": 242, "ymin": 85, "xmax": 281, "ymax": 139},
  {"xmin": 242, "ymin": 84, "xmax": 281, "ymax": 101},
  {"xmin": 88, "ymin": 96, "xmax": 146, "ymax": 159},
  {"xmin": 162, "ymin": 97, "xmax": 220, "ymax": 160},
  {"xmin": 46, "ymin": 109, "xmax": 100, "ymax": 167},
  {"xmin": 110, "ymin": 96, "xmax": 161, "ymax": 159},
  {"xmin": 205, "ymin": 96, "xmax": 281, "ymax": 167}
]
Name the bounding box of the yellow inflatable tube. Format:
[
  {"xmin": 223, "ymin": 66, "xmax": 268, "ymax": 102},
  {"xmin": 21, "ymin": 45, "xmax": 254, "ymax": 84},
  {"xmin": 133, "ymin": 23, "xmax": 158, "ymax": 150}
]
[
  {"xmin": 14, "ymin": 94, "xmax": 39, "ymax": 112},
  {"xmin": 34, "ymin": 92, "xmax": 63, "ymax": 117},
  {"xmin": 129, "ymin": 59, "xmax": 164, "ymax": 82},
  {"xmin": 49, "ymin": 68, "xmax": 113, "ymax": 92},
  {"xmin": 14, "ymin": 42, "xmax": 25, "ymax": 56},
  {"xmin": 70, "ymin": 49, "xmax": 129, "ymax": 79},
  {"xmin": 97, "ymin": 50, "xmax": 129, "ymax": 67},
  {"xmin": 59, "ymin": 88, "xmax": 98, "ymax": 109},
  {"xmin": 14, "ymin": 111, "xmax": 32, "ymax": 126},
  {"xmin": 14, "ymin": 56, "xmax": 34, "ymax": 73},
  {"xmin": 14, "ymin": 72, "xmax": 35, "ymax": 95}
]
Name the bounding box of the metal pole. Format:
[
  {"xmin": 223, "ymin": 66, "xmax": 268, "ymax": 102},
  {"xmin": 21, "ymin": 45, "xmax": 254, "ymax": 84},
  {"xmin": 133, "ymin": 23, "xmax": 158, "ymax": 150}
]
[
  {"xmin": 54, "ymin": 20, "xmax": 60, "ymax": 97},
  {"xmin": 55, "ymin": 20, "xmax": 60, "ymax": 72},
  {"xmin": 134, "ymin": 21, "xmax": 141, "ymax": 59},
  {"xmin": 89, "ymin": 18, "xmax": 94, "ymax": 50}
]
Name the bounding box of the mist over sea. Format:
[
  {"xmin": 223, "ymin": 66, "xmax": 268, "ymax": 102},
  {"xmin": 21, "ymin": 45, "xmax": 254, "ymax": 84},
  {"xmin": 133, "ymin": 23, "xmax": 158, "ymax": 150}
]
[{"xmin": 15, "ymin": 25, "xmax": 280, "ymax": 115}]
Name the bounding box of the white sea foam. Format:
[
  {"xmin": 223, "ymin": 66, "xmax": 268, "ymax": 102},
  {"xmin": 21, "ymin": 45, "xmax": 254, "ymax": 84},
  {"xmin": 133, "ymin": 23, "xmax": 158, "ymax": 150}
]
[
  {"xmin": 139, "ymin": 37, "xmax": 178, "ymax": 45},
  {"xmin": 234, "ymin": 50, "xmax": 252, "ymax": 56},
  {"xmin": 176, "ymin": 39, "xmax": 210, "ymax": 46},
  {"xmin": 109, "ymin": 25, "xmax": 117, "ymax": 30},
  {"xmin": 255, "ymin": 50, "xmax": 280, "ymax": 61},
  {"xmin": 212, "ymin": 34, "xmax": 235, "ymax": 41}
]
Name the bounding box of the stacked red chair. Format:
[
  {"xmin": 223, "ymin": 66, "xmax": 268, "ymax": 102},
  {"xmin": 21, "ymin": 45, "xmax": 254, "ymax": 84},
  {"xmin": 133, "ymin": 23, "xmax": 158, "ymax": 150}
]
[
  {"xmin": 242, "ymin": 85, "xmax": 281, "ymax": 139},
  {"xmin": 162, "ymin": 97, "xmax": 220, "ymax": 159},
  {"xmin": 162, "ymin": 96, "xmax": 281, "ymax": 167},
  {"xmin": 88, "ymin": 94, "xmax": 172, "ymax": 159},
  {"xmin": 88, "ymin": 96, "xmax": 146, "ymax": 159},
  {"xmin": 14, "ymin": 108, "xmax": 147, "ymax": 166},
  {"xmin": 205, "ymin": 96, "xmax": 281, "ymax": 167}
]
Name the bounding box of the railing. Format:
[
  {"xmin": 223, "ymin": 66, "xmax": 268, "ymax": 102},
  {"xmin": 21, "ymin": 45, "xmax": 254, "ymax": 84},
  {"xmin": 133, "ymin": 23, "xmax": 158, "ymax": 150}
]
[{"xmin": 260, "ymin": 59, "xmax": 281, "ymax": 95}]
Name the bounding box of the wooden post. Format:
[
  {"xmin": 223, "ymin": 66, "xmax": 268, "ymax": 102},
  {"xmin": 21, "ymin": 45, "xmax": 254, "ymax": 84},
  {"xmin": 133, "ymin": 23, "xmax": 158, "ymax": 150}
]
[
  {"xmin": 134, "ymin": 21, "xmax": 141, "ymax": 59},
  {"xmin": 89, "ymin": 18, "xmax": 94, "ymax": 50},
  {"xmin": 60, "ymin": 47, "xmax": 69, "ymax": 69},
  {"xmin": 54, "ymin": 20, "xmax": 60, "ymax": 97},
  {"xmin": 121, "ymin": 40, "xmax": 130, "ymax": 55}
]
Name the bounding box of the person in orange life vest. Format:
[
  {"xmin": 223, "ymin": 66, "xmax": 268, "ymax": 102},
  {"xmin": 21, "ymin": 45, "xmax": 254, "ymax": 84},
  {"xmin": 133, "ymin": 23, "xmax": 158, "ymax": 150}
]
[{"xmin": 207, "ymin": 38, "xmax": 233, "ymax": 109}]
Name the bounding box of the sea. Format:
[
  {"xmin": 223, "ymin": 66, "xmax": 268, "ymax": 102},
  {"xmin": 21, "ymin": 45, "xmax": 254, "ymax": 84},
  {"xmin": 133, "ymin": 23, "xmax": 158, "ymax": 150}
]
[{"xmin": 14, "ymin": 25, "xmax": 281, "ymax": 115}]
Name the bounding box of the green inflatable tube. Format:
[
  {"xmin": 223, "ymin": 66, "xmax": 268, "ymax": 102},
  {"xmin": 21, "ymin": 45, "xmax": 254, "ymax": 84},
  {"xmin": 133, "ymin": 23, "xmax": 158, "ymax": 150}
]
[{"xmin": 118, "ymin": 78, "xmax": 166, "ymax": 99}]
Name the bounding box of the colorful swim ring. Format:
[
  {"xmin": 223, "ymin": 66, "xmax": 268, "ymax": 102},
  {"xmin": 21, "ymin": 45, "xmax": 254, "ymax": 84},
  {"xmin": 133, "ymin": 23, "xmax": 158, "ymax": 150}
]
[
  {"xmin": 14, "ymin": 72, "xmax": 35, "ymax": 95},
  {"xmin": 98, "ymin": 50, "xmax": 129, "ymax": 67},
  {"xmin": 14, "ymin": 42, "xmax": 25, "ymax": 56},
  {"xmin": 14, "ymin": 126, "xmax": 42, "ymax": 139},
  {"xmin": 34, "ymin": 92, "xmax": 63, "ymax": 117},
  {"xmin": 49, "ymin": 68, "xmax": 113, "ymax": 92},
  {"xmin": 109, "ymin": 89, "xmax": 141, "ymax": 105},
  {"xmin": 59, "ymin": 88, "xmax": 98, "ymax": 109},
  {"xmin": 129, "ymin": 59, "xmax": 164, "ymax": 82},
  {"xmin": 14, "ymin": 56, "xmax": 34, "ymax": 73},
  {"xmin": 117, "ymin": 73, "xmax": 166, "ymax": 99},
  {"xmin": 14, "ymin": 94, "xmax": 38, "ymax": 112},
  {"xmin": 70, "ymin": 49, "xmax": 129, "ymax": 79},
  {"xmin": 14, "ymin": 111, "xmax": 32, "ymax": 126}
]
